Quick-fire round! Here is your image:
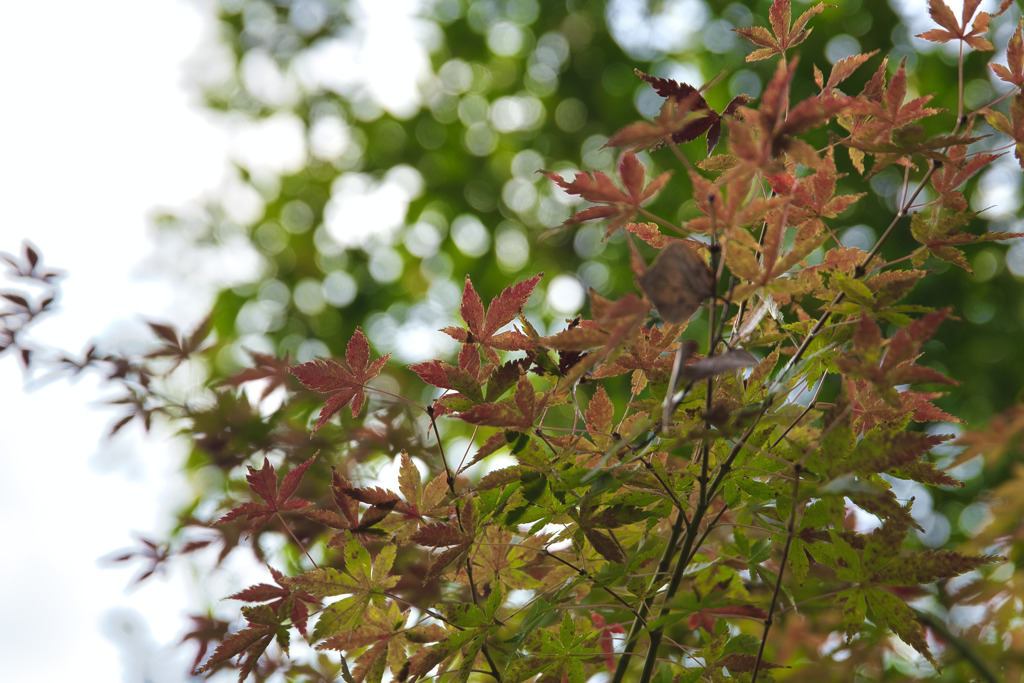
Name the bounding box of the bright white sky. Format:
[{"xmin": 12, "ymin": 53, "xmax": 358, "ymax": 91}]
[
  {"xmin": 0, "ymin": 1, "xmax": 433, "ymax": 680},
  {"xmin": 0, "ymin": 1, "xmax": 230, "ymax": 680}
]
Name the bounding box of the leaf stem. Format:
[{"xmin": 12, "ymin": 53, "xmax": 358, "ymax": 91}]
[{"xmin": 276, "ymin": 512, "xmax": 319, "ymax": 569}]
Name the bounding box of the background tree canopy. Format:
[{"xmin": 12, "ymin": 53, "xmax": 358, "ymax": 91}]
[
  {"xmin": 153, "ymin": 0, "xmax": 1023, "ymax": 545},
  {"xmin": 166, "ymin": 0, "xmax": 1022, "ymax": 413}
]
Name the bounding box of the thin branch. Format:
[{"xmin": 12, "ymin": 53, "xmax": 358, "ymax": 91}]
[{"xmin": 751, "ymin": 463, "xmax": 801, "ymax": 682}]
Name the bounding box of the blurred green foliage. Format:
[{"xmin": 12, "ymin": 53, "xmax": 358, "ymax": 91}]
[{"xmin": 166, "ymin": 0, "xmax": 1022, "ymax": 422}]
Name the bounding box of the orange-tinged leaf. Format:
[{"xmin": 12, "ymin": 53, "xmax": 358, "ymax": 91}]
[
  {"xmin": 953, "ymin": 403, "xmax": 1024, "ymax": 467},
  {"xmin": 733, "ymin": 0, "xmax": 830, "ymax": 62},
  {"xmin": 542, "ymin": 326, "xmax": 609, "ymax": 351},
  {"xmin": 543, "ymin": 153, "xmax": 672, "ymax": 237},
  {"xmin": 991, "ymin": 20, "xmax": 1024, "ymax": 86},
  {"xmin": 626, "ymin": 222, "xmax": 671, "ymax": 248},
  {"xmin": 916, "ymin": 0, "xmax": 1009, "ymax": 49},
  {"xmin": 397, "ymin": 451, "xmax": 421, "ymax": 512},
  {"xmin": 824, "ymin": 51, "xmax": 879, "ymax": 90},
  {"xmin": 585, "ymin": 385, "xmax": 614, "ymax": 437}
]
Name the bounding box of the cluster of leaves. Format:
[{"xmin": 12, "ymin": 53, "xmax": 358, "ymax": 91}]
[
  {"xmin": 165, "ymin": 1, "xmax": 1024, "ymax": 680},
  {"xmin": 7, "ymin": 1, "xmax": 1024, "ymax": 682},
  {"xmin": 0, "ymin": 242, "xmax": 61, "ymax": 367}
]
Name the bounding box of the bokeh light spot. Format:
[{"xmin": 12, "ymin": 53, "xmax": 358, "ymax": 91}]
[
  {"xmin": 490, "ymin": 95, "xmax": 544, "ymax": 132},
  {"xmin": 546, "ymin": 274, "xmax": 585, "ymax": 315},
  {"xmin": 502, "ymin": 177, "xmax": 538, "ymax": 213},
  {"xmin": 825, "ymin": 34, "xmax": 861, "ymax": 64},
  {"xmin": 488, "ymin": 21, "xmax": 525, "ymax": 56},
  {"xmin": 840, "ymin": 225, "xmax": 875, "ymax": 252},
  {"xmin": 555, "ymin": 98, "xmax": 586, "ymax": 132},
  {"xmin": 496, "ymin": 225, "xmax": 530, "ymax": 271},
  {"xmin": 368, "ymin": 247, "xmax": 404, "ymax": 283},
  {"xmin": 451, "ymin": 214, "xmax": 491, "ymax": 257},
  {"xmin": 323, "ymin": 270, "xmax": 358, "ymax": 307},
  {"xmin": 280, "ymin": 200, "xmax": 314, "ymax": 233},
  {"xmin": 293, "ymin": 278, "xmax": 326, "ymax": 316}
]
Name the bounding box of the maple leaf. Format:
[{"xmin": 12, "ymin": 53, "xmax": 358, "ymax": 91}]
[
  {"xmin": 767, "ymin": 152, "xmax": 865, "ymax": 233},
  {"xmin": 585, "ymin": 385, "xmax": 615, "ymax": 452},
  {"xmin": 929, "ymin": 144, "xmax": 1000, "ymax": 212},
  {"xmin": 455, "ymin": 372, "xmax": 548, "ymax": 430},
  {"xmin": 180, "ymin": 614, "xmax": 231, "ymax": 674},
  {"xmin": 0, "ymin": 241, "xmax": 63, "ymax": 285},
  {"xmin": 305, "ymin": 467, "xmax": 426, "ymax": 541},
  {"xmin": 409, "ymin": 358, "xmax": 485, "ymax": 404},
  {"xmin": 221, "ymin": 349, "xmax": 294, "ymax": 403},
  {"xmin": 290, "ymin": 328, "xmax": 391, "ymax": 431},
  {"xmin": 194, "ymin": 623, "xmax": 277, "ymax": 679},
  {"xmin": 953, "ymin": 403, "xmax": 1024, "ymax": 467},
  {"xmin": 847, "ymin": 56, "xmax": 942, "ymax": 131},
  {"xmin": 541, "ymin": 152, "xmax": 672, "ymax": 238},
  {"xmin": 603, "ymin": 95, "xmax": 714, "ymax": 152},
  {"xmin": 981, "ymin": 92, "xmax": 1024, "ymax": 171},
  {"xmin": 631, "ymin": 70, "xmax": 750, "ymax": 155},
  {"xmin": 217, "ymin": 455, "xmax": 316, "ymax": 537},
  {"xmin": 910, "ymin": 209, "xmax": 1024, "ymax": 273},
  {"xmin": 733, "ymin": 0, "xmax": 830, "ymax": 62},
  {"xmin": 834, "ymin": 311, "xmax": 956, "ymax": 406},
  {"xmin": 107, "ymin": 534, "xmax": 172, "ymax": 585},
  {"xmin": 195, "ymin": 567, "xmax": 318, "ymax": 679},
  {"xmin": 441, "ymin": 274, "xmax": 542, "ymax": 364},
  {"xmin": 816, "ymin": 50, "xmax": 879, "ymax": 92},
  {"xmin": 990, "ymin": 19, "xmax": 1024, "ymax": 86},
  {"xmin": 915, "ymin": 0, "xmax": 1013, "ymax": 51},
  {"xmin": 229, "ymin": 566, "xmax": 319, "ymax": 637},
  {"xmin": 843, "ymin": 57, "xmax": 957, "ymax": 175},
  {"xmin": 847, "ymin": 378, "xmax": 960, "ymax": 434},
  {"xmin": 728, "ymin": 59, "xmax": 852, "ymax": 174},
  {"xmin": 144, "ymin": 315, "xmax": 212, "ymax": 372},
  {"xmin": 411, "ymin": 520, "xmax": 474, "ymax": 583},
  {"xmin": 591, "ymin": 612, "xmax": 627, "ymax": 672}
]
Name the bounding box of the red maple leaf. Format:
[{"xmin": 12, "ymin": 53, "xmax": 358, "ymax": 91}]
[
  {"xmin": 291, "ymin": 327, "xmax": 391, "ymax": 431},
  {"xmin": 221, "ymin": 349, "xmax": 294, "ymax": 403},
  {"xmin": 441, "ymin": 274, "xmax": 542, "ymax": 364},
  {"xmin": 542, "ymin": 152, "xmax": 672, "ymax": 238},
  {"xmin": 143, "ymin": 315, "xmax": 212, "ymax": 372},
  {"xmin": 180, "ymin": 614, "xmax": 231, "ymax": 674},
  {"xmin": 835, "ymin": 311, "xmax": 957, "ymax": 406},
  {"xmin": 632, "ymin": 70, "xmax": 750, "ymax": 155},
  {"xmin": 591, "ymin": 612, "xmax": 626, "ymax": 671},
  {"xmin": 217, "ymin": 455, "xmax": 316, "ymax": 536},
  {"xmin": 194, "ymin": 566, "xmax": 319, "ymax": 678},
  {"xmin": 227, "ymin": 565, "xmax": 319, "ymax": 637}
]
